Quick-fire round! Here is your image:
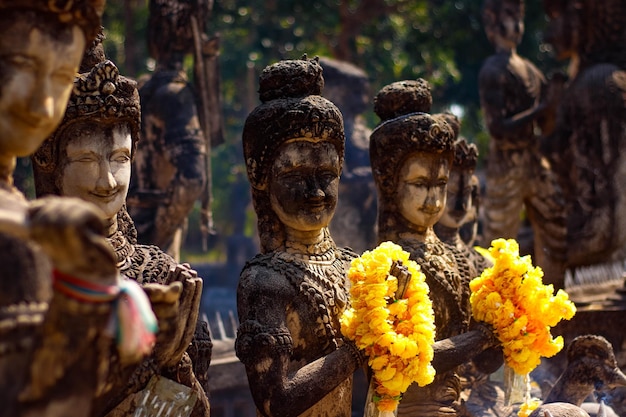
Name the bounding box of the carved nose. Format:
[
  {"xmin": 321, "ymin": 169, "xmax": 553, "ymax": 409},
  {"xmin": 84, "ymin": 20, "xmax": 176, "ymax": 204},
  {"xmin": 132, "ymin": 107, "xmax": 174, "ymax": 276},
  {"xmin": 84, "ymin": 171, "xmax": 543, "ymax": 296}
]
[
  {"xmin": 96, "ymin": 162, "xmax": 117, "ymax": 191},
  {"xmin": 28, "ymin": 81, "xmax": 55, "ymax": 122}
]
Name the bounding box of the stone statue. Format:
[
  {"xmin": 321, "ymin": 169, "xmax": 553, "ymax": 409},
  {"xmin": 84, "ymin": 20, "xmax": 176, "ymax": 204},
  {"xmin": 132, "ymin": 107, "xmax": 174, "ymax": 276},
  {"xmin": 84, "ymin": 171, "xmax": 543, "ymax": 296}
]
[
  {"xmin": 320, "ymin": 57, "xmax": 377, "ymax": 254},
  {"xmin": 369, "ymin": 79, "xmax": 502, "ymax": 416},
  {"xmin": 434, "ymin": 115, "xmax": 492, "ymax": 284},
  {"xmin": 31, "ymin": 37, "xmax": 211, "ymax": 417},
  {"xmin": 0, "ymin": 1, "xmax": 153, "ymax": 416},
  {"xmin": 529, "ymin": 335, "xmax": 626, "ymax": 417},
  {"xmin": 127, "ymin": 0, "xmax": 216, "ymax": 262},
  {"xmin": 542, "ymin": 0, "xmax": 626, "ymax": 274},
  {"xmin": 479, "ymin": 0, "xmax": 567, "ymax": 288},
  {"xmin": 235, "ymin": 57, "xmax": 365, "ymax": 417}
]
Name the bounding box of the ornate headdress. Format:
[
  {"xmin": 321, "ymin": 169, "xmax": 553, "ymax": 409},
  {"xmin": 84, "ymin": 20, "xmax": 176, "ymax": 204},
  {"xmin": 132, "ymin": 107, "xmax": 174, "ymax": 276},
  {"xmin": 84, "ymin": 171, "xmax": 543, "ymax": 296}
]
[
  {"xmin": 243, "ymin": 56, "xmax": 344, "ymax": 191},
  {"xmin": 0, "ymin": 0, "xmax": 106, "ymax": 43},
  {"xmin": 369, "ymin": 79, "xmax": 454, "ymax": 241},
  {"xmin": 242, "ymin": 56, "xmax": 345, "ymax": 252},
  {"xmin": 32, "ymin": 37, "xmax": 140, "ymax": 197},
  {"xmin": 370, "ymin": 79, "xmax": 454, "ymax": 200},
  {"xmin": 452, "ymin": 138, "xmax": 479, "ymax": 171}
]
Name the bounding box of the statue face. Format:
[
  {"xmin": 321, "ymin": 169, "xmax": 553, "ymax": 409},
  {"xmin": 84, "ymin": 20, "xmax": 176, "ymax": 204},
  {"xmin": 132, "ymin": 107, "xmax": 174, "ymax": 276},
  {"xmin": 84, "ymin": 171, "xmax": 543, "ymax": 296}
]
[
  {"xmin": 485, "ymin": 2, "xmax": 524, "ymax": 50},
  {"xmin": 437, "ymin": 168, "xmax": 473, "ymax": 229},
  {"xmin": 0, "ymin": 20, "xmax": 85, "ymax": 158},
  {"xmin": 60, "ymin": 124, "xmax": 132, "ymax": 221},
  {"xmin": 396, "ymin": 152, "xmax": 449, "ymax": 231},
  {"xmin": 543, "ymin": 3, "xmax": 579, "ymax": 60},
  {"xmin": 269, "ymin": 140, "xmax": 340, "ymax": 232}
]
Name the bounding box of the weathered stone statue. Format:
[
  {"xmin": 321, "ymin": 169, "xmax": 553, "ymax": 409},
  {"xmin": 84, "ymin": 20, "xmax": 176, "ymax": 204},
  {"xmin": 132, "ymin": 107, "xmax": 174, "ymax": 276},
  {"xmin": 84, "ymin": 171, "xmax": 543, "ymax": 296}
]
[
  {"xmin": 0, "ymin": 1, "xmax": 151, "ymax": 416},
  {"xmin": 31, "ymin": 38, "xmax": 211, "ymax": 417},
  {"xmin": 235, "ymin": 57, "xmax": 365, "ymax": 417},
  {"xmin": 320, "ymin": 57, "xmax": 377, "ymax": 254},
  {"xmin": 127, "ymin": 0, "xmax": 217, "ymax": 261},
  {"xmin": 479, "ymin": 0, "xmax": 567, "ymax": 288},
  {"xmin": 434, "ymin": 115, "xmax": 492, "ymax": 284},
  {"xmin": 542, "ymin": 0, "xmax": 626, "ymax": 274},
  {"xmin": 370, "ymin": 79, "xmax": 501, "ymax": 416}
]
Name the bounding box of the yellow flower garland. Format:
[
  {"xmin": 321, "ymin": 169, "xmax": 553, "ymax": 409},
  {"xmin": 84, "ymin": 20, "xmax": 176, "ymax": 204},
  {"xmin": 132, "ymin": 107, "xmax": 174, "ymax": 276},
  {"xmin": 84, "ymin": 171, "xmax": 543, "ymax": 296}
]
[
  {"xmin": 340, "ymin": 241, "xmax": 436, "ymax": 412},
  {"xmin": 470, "ymin": 239, "xmax": 576, "ymax": 375}
]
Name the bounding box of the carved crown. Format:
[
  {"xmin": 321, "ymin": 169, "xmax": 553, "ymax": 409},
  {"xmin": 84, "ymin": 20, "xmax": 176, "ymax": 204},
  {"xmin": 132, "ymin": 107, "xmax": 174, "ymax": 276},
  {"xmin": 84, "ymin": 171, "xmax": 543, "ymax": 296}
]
[
  {"xmin": 32, "ymin": 58, "xmax": 140, "ymax": 196},
  {"xmin": 243, "ymin": 56, "xmax": 345, "ymax": 191}
]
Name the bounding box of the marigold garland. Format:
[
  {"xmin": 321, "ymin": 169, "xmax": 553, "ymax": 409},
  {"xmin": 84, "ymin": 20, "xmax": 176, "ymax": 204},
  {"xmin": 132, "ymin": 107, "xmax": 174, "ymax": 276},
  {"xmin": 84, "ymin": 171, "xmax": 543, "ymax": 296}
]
[
  {"xmin": 340, "ymin": 241, "xmax": 436, "ymax": 412},
  {"xmin": 470, "ymin": 239, "xmax": 577, "ymax": 375}
]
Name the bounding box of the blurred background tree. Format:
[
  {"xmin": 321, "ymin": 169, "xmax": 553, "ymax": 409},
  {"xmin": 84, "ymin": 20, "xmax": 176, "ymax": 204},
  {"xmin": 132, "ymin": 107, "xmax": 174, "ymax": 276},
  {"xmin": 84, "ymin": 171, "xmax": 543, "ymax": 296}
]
[{"xmin": 99, "ymin": 0, "xmax": 559, "ymax": 259}]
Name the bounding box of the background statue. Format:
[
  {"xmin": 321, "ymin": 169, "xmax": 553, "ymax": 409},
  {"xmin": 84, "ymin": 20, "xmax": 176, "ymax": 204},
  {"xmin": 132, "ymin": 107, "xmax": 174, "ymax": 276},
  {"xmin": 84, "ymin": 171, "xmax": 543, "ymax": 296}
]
[
  {"xmin": 320, "ymin": 56, "xmax": 377, "ymax": 254},
  {"xmin": 369, "ymin": 79, "xmax": 501, "ymax": 416},
  {"xmin": 478, "ymin": 0, "xmax": 567, "ymax": 288},
  {"xmin": 128, "ymin": 0, "xmax": 221, "ymax": 262},
  {"xmin": 31, "ymin": 39, "xmax": 211, "ymax": 417},
  {"xmin": 235, "ymin": 57, "xmax": 365, "ymax": 417},
  {"xmin": 542, "ymin": 0, "xmax": 626, "ymax": 275},
  {"xmin": 0, "ymin": 1, "xmax": 150, "ymax": 416}
]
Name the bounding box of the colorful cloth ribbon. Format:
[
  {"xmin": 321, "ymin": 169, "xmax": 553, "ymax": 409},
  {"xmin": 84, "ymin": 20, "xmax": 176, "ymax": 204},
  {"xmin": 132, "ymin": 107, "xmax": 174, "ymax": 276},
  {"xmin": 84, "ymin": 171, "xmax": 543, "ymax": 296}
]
[{"xmin": 53, "ymin": 269, "xmax": 158, "ymax": 359}]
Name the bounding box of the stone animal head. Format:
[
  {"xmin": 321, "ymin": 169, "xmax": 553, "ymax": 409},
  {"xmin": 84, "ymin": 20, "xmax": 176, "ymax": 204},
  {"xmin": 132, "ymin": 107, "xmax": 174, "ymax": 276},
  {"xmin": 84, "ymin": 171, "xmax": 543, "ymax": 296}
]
[{"xmin": 545, "ymin": 335, "xmax": 626, "ymax": 406}]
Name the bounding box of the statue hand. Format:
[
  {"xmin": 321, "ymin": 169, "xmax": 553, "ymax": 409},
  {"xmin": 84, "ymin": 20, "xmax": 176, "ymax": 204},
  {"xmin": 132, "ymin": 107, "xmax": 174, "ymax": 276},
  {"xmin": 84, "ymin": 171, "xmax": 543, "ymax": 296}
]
[
  {"xmin": 28, "ymin": 196, "xmax": 117, "ymax": 283},
  {"xmin": 146, "ymin": 272, "xmax": 203, "ymax": 369}
]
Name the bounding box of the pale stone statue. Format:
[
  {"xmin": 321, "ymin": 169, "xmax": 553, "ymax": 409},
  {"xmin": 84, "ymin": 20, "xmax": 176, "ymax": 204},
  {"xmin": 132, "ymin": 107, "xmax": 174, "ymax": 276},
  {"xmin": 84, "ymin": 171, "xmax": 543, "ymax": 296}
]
[
  {"xmin": 542, "ymin": 0, "xmax": 626, "ymax": 275},
  {"xmin": 128, "ymin": 0, "xmax": 216, "ymax": 261},
  {"xmin": 0, "ymin": 1, "xmax": 151, "ymax": 416},
  {"xmin": 370, "ymin": 79, "xmax": 501, "ymax": 417},
  {"xmin": 31, "ymin": 38, "xmax": 211, "ymax": 417},
  {"xmin": 320, "ymin": 57, "xmax": 377, "ymax": 254},
  {"xmin": 235, "ymin": 57, "xmax": 365, "ymax": 417},
  {"xmin": 479, "ymin": 0, "xmax": 567, "ymax": 288}
]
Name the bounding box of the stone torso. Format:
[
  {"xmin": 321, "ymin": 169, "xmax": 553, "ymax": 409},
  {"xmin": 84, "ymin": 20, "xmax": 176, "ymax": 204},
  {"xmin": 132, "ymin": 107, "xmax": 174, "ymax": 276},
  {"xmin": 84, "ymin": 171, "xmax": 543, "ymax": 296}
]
[
  {"xmin": 236, "ymin": 247, "xmax": 356, "ymax": 417},
  {"xmin": 479, "ymin": 52, "xmax": 545, "ymax": 147}
]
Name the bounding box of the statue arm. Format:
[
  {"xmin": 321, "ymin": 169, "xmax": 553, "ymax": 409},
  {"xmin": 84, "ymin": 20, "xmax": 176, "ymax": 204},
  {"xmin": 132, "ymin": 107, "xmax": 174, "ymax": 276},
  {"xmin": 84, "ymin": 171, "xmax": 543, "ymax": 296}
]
[
  {"xmin": 479, "ymin": 65, "xmax": 547, "ymax": 140},
  {"xmin": 431, "ymin": 322, "xmax": 501, "ymax": 375},
  {"xmin": 236, "ymin": 268, "xmax": 362, "ymax": 417}
]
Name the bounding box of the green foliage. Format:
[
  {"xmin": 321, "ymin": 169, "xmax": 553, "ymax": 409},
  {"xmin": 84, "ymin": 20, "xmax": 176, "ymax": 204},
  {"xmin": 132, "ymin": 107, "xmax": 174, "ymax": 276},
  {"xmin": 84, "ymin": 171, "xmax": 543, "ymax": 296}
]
[{"xmin": 102, "ymin": 0, "xmax": 553, "ymax": 244}]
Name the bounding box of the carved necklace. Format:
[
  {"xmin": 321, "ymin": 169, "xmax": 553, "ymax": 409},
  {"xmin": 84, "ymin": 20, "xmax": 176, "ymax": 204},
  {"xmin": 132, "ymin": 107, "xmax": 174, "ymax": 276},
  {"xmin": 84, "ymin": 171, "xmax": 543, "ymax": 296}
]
[
  {"xmin": 107, "ymin": 229, "xmax": 135, "ymax": 269},
  {"xmin": 399, "ymin": 230, "xmax": 469, "ymax": 334},
  {"xmin": 271, "ymin": 236, "xmax": 352, "ymax": 354}
]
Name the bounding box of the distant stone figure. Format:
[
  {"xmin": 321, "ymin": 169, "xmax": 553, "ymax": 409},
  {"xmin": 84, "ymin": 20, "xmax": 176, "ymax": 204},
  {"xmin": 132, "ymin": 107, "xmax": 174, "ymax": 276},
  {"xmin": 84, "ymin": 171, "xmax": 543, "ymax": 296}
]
[
  {"xmin": 369, "ymin": 79, "xmax": 501, "ymax": 416},
  {"xmin": 542, "ymin": 0, "xmax": 626, "ymax": 272},
  {"xmin": 479, "ymin": 0, "xmax": 567, "ymax": 288},
  {"xmin": 127, "ymin": 0, "xmax": 214, "ymax": 261},
  {"xmin": 31, "ymin": 39, "xmax": 211, "ymax": 417},
  {"xmin": 0, "ymin": 1, "xmax": 151, "ymax": 416},
  {"xmin": 320, "ymin": 57, "xmax": 377, "ymax": 254},
  {"xmin": 235, "ymin": 57, "xmax": 365, "ymax": 417}
]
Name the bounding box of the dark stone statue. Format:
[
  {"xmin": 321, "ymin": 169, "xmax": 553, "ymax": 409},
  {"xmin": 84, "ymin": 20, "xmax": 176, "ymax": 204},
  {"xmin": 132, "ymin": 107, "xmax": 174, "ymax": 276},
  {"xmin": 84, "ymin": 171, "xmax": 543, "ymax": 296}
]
[
  {"xmin": 0, "ymin": 1, "xmax": 148, "ymax": 416},
  {"xmin": 320, "ymin": 57, "xmax": 377, "ymax": 254},
  {"xmin": 31, "ymin": 37, "xmax": 211, "ymax": 417},
  {"xmin": 235, "ymin": 57, "xmax": 365, "ymax": 417},
  {"xmin": 127, "ymin": 0, "xmax": 215, "ymax": 261},
  {"xmin": 369, "ymin": 79, "xmax": 501, "ymax": 416},
  {"xmin": 542, "ymin": 0, "xmax": 626, "ymax": 274},
  {"xmin": 479, "ymin": 0, "xmax": 567, "ymax": 288}
]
